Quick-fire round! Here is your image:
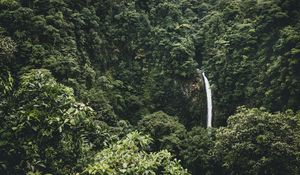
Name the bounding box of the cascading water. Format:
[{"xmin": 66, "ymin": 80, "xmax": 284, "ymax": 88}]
[
  {"xmin": 202, "ymin": 72, "xmax": 212, "ymax": 127},
  {"xmin": 197, "ymin": 69, "xmax": 213, "ymax": 128}
]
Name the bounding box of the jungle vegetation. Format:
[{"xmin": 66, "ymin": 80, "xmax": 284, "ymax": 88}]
[{"xmin": 0, "ymin": 0, "xmax": 300, "ymax": 174}]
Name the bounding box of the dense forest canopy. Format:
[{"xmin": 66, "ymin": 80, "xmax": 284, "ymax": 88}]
[{"xmin": 0, "ymin": 0, "xmax": 300, "ymax": 174}]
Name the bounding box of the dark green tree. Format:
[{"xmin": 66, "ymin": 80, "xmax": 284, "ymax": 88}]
[
  {"xmin": 180, "ymin": 127, "xmax": 215, "ymax": 175},
  {"xmin": 138, "ymin": 111, "xmax": 187, "ymax": 157},
  {"xmin": 214, "ymin": 107, "xmax": 300, "ymax": 175},
  {"xmin": 0, "ymin": 69, "xmax": 101, "ymax": 174},
  {"xmin": 83, "ymin": 131, "xmax": 190, "ymax": 175}
]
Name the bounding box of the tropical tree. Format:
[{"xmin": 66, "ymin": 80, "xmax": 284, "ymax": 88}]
[
  {"xmin": 83, "ymin": 131, "xmax": 190, "ymax": 175},
  {"xmin": 180, "ymin": 127, "xmax": 215, "ymax": 175},
  {"xmin": 0, "ymin": 69, "xmax": 100, "ymax": 174},
  {"xmin": 214, "ymin": 107, "xmax": 300, "ymax": 175},
  {"xmin": 138, "ymin": 111, "xmax": 187, "ymax": 156}
]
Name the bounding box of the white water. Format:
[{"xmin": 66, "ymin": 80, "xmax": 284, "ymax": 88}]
[{"xmin": 202, "ymin": 72, "xmax": 212, "ymax": 128}]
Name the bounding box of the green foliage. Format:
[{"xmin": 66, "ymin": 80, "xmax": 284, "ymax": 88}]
[
  {"xmin": 214, "ymin": 107, "xmax": 300, "ymax": 174},
  {"xmin": 0, "ymin": 69, "xmax": 101, "ymax": 174},
  {"xmin": 138, "ymin": 111, "xmax": 187, "ymax": 156},
  {"xmin": 0, "ymin": 68, "xmax": 13, "ymax": 96},
  {"xmin": 0, "ymin": 34, "xmax": 16, "ymax": 60},
  {"xmin": 83, "ymin": 131, "xmax": 190, "ymax": 175},
  {"xmin": 180, "ymin": 127, "xmax": 215, "ymax": 175},
  {"xmin": 199, "ymin": 0, "xmax": 300, "ymax": 124},
  {"xmin": 0, "ymin": 0, "xmax": 300, "ymax": 174},
  {"xmin": 0, "ymin": 34, "xmax": 15, "ymax": 96}
]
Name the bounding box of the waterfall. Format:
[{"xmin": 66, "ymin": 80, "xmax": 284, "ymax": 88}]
[
  {"xmin": 195, "ymin": 69, "xmax": 213, "ymax": 127},
  {"xmin": 201, "ymin": 71, "xmax": 213, "ymax": 128}
]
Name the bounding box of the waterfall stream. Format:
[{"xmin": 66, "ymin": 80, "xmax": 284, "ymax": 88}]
[
  {"xmin": 197, "ymin": 69, "xmax": 212, "ymax": 128},
  {"xmin": 202, "ymin": 72, "xmax": 212, "ymax": 128}
]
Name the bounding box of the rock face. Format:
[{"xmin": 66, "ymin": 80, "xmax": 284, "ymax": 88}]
[{"xmin": 180, "ymin": 72, "xmax": 207, "ymax": 127}]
